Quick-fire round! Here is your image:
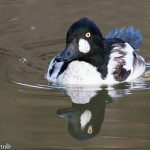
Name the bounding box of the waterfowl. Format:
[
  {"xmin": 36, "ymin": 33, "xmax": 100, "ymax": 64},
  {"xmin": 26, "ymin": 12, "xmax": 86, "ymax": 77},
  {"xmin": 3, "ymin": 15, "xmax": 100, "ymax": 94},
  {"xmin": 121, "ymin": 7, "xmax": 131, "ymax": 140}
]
[{"xmin": 46, "ymin": 18, "xmax": 146, "ymax": 85}]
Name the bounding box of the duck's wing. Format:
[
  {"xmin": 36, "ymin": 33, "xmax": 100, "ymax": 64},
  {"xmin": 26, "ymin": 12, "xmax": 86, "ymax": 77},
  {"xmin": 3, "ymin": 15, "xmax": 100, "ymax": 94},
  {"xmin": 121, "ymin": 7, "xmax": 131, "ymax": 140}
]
[
  {"xmin": 105, "ymin": 26, "xmax": 143, "ymax": 50},
  {"xmin": 104, "ymin": 40, "xmax": 145, "ymax": 82},
  {"xmin": 46, "ymin": 54, "xmax": 72, "ymax": 82}
]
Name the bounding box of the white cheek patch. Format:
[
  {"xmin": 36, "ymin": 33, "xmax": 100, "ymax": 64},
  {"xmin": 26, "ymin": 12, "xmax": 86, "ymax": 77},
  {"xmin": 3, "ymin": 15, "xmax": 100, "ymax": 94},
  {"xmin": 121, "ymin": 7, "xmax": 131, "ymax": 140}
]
[
  {"xmin": 80, "ymin": 110, "xmax": 92, "ymax": 130},
  {"xmin": 79, "ymin": 38, "xmax": 90, "ymax": 53}
]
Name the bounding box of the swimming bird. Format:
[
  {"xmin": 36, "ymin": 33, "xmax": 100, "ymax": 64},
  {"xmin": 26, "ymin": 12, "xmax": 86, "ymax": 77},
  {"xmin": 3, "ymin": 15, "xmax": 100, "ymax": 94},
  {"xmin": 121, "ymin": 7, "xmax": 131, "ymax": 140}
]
[{"xmin": 46, "ymin": 18, "xmax": 146, "ymax": 85}]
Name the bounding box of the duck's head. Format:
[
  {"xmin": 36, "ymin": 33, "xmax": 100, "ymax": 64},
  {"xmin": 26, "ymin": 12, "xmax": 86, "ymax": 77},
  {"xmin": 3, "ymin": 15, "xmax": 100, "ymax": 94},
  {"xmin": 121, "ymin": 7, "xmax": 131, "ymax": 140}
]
[{"xmin": 56, "ymin": 18, "xmax": 104, "ymax": 62}]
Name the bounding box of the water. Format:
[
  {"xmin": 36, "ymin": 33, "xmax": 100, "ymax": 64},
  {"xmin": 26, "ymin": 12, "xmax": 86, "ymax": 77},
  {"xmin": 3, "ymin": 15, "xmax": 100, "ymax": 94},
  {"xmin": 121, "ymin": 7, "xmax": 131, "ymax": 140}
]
[{"xmin": 0, "ymin": 1, "xmax": 150, "ymax": 149}]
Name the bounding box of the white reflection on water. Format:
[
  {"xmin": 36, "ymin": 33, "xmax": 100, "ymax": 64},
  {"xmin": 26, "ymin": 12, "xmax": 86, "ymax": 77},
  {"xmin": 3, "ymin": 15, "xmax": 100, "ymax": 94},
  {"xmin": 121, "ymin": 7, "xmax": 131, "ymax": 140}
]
[
  {"xmin": 55, "ymin": 75, "xmax": 150, "ymax": 141},
  {"xmin": 12, "ymin": 72, "xmax": 150, "ymax": 141}
]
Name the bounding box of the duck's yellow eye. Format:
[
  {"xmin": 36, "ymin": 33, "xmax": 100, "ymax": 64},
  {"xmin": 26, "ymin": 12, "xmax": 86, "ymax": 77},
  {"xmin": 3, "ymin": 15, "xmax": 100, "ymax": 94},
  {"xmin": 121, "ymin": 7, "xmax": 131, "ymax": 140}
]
[
  {"xmin": 87, "ymin": 125, "xmax": 92, "ymax": 134},
  {"xmin": 85, "ymin": 32, "xmax": 91, "ymax": 38}
]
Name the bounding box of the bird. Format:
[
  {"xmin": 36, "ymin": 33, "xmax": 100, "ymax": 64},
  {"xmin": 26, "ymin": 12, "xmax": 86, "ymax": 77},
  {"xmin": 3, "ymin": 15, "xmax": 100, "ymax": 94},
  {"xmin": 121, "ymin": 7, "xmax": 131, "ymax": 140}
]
[{"xmin": 46, "ymin": 18, "xmax": 146, "ymax": 85}]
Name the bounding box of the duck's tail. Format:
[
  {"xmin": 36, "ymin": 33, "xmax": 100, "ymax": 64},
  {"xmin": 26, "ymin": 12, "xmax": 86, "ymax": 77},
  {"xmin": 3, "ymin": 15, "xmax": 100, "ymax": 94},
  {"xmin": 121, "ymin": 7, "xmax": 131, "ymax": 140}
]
[{"xmin": 105, "ymin": 26, "xmax": 143, "ymax": 50}]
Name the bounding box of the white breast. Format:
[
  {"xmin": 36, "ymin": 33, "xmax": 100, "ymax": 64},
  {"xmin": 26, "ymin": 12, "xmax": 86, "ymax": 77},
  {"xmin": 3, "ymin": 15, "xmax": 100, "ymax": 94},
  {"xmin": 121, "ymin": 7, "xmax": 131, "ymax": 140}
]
[{"xmin": 57, "ymin": 61, "xmax": 103, "ymax": 85}]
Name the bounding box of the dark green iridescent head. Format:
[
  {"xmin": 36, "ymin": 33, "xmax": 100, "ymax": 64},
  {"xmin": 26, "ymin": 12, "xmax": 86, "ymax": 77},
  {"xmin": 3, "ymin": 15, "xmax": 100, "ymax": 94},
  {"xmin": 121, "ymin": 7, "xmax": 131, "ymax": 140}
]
[
  {"xmin": 55, "ymin": 18, "xmax": 105, "ymax": 63},
  {"xmin": 66, "ymin": 18, "xmax": 103, "ymax": 43}
]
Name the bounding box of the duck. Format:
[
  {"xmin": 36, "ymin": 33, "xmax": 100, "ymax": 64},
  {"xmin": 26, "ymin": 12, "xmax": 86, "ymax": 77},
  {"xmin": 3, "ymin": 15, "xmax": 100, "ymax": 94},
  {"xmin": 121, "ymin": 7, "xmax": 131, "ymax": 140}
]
[{"xmin": 46, "ymin": 18, "xmax": 146, "ymax": 85}]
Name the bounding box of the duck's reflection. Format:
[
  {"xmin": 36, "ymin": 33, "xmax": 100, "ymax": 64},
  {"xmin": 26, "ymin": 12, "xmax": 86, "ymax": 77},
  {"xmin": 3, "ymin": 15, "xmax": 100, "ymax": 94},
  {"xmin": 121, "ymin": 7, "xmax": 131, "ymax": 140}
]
[
  {"xmin": 57, "ymin": 88, "xmax": 112, "ymax": 141},
  {"xmin": 56, "ymin": 77, "xmax": 148, "ymax": 141}
]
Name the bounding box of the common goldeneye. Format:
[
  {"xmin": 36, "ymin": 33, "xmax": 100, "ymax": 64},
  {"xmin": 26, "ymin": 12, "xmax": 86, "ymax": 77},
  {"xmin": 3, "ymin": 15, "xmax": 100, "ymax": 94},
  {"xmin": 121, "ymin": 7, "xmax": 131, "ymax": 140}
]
[{"xmin": 46, "ymin": 18, "xmax": 145, "ymax": 85}]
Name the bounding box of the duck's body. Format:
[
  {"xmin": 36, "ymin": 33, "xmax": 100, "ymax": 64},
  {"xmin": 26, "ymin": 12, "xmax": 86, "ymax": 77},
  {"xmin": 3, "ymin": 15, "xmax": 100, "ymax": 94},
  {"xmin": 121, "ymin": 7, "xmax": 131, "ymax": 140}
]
[{"xmin": 46, "ymin": 18, "xmax": 145, "ymax": 85}]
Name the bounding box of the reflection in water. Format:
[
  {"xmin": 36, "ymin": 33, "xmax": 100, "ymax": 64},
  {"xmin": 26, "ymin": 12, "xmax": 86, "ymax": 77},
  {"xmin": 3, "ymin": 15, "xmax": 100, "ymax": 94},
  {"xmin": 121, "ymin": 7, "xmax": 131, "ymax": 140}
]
[
  {"xmin": 57, "ymin": 89, "xmax": 110, "ymax": 141},
  {"xmin": 56, "ymin": 77, "xmax": 149, "ymax": 141}
]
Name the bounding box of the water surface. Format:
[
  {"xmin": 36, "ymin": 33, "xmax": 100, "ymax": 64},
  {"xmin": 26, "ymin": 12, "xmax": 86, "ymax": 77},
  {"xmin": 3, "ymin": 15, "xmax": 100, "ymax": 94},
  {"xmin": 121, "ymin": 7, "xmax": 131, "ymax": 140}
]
[{"xmin": 0, "ymin": 1, "xmax": 150, "ymax": 149}]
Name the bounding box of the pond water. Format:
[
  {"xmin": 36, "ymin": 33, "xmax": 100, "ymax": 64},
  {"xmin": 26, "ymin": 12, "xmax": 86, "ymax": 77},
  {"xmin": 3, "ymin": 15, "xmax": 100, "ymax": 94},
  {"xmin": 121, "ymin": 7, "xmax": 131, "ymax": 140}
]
[{"xmin": 0, "ymin": 1, "xmax": 150, "ymax": 149}]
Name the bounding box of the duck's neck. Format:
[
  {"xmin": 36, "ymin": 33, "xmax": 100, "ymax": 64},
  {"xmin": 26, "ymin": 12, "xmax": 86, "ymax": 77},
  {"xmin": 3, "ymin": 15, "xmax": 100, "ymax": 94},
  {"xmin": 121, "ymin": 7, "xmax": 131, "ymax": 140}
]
[{"xmin": 78, "ymin": 48, "xmax": 108, "ymax": 79}]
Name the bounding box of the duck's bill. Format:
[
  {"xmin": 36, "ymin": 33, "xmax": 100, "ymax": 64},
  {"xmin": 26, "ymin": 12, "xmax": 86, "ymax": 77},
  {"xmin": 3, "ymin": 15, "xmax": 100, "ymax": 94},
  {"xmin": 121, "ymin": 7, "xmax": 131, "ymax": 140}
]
[
  {"xmin": 55, "ymin": 39, "xmax": 79, "ymax": 62},
  {"xmin": 57, "ymin": 108, "xmax": 80, "ymax": 120}
]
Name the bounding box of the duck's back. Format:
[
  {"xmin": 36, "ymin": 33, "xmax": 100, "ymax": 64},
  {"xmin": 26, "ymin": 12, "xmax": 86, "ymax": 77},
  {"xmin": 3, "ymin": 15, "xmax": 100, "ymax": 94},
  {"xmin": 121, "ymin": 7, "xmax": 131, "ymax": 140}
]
[
  {"xmin": 104, "ymin": 41, "xmax": 145, "ymax": 83},
  {"xmin": 105, "ymin": 26, "xmax": 143, "ymax": 50},
  {"xmin": 104, "ymin": 26, "xmax": 145, "ymax": 83}
]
